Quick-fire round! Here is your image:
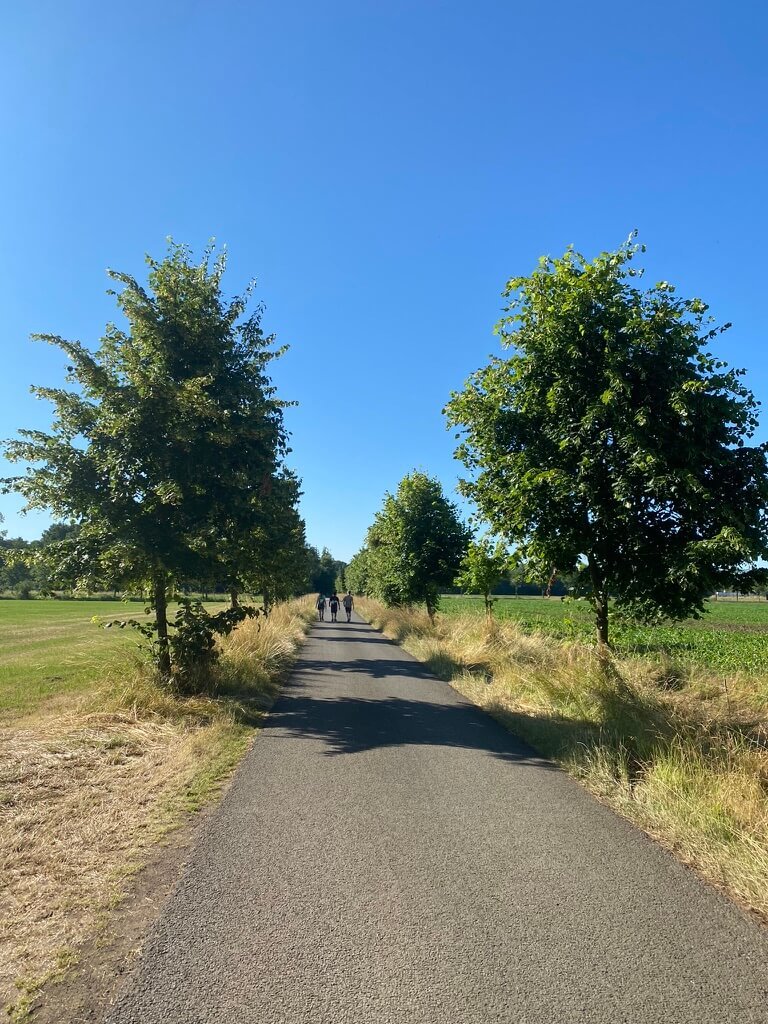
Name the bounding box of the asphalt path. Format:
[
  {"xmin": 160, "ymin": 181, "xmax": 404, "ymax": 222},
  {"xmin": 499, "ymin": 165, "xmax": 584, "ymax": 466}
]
[{"xmin": 106, "ymin": 613, "xmax": 768, "ymax": 1023}]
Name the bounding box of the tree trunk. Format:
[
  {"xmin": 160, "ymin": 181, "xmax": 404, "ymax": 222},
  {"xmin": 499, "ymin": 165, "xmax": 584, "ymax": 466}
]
[
  {"xmin": 230, "ymin": 589, "xmax": 239, "ymax": 609},
  {"xmin": 587, "ymin": 554, "xmax": 609, "ymax": 649},
  {"xmin": 484, "ymin": 591, "xmax": 493, "ymax": 619},
  {"xmin": 153, "ymin": 574, "xmax": 171, "ymax": 678},
  {"xmin": 595, "ymin": 596, "xmax": 609, "ymax": 648}
]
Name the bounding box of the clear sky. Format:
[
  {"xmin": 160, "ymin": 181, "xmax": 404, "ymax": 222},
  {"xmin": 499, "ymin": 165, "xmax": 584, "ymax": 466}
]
[{"xmin": 1, "ymin": 0, "xmax": 767, "ymax": 561}]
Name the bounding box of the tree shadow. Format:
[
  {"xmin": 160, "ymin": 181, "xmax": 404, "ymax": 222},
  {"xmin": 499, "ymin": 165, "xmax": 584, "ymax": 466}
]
[
  {"xmin": 295, "ymin": 656, "xmax": 442, "ymax": 680},
  {"xmin": 315, "ymin": 635, "xmax": 396, "ymax": 645},
  {"xmin": 265, "ymin": 676, "xmax": 554, "ymax": 767},
  {"xmin": 314, "ymin": 624, "xmax": 371, "ymax": 633}
]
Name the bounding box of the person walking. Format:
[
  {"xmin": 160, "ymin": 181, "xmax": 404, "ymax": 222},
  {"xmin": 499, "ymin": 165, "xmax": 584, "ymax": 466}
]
[
  {"xmin": 328, "ymin": 592, "xmax": 340, "ymax": 622},
  {"xmin": 316, "ymin": 594, "xmax": 326, "ymax": 621},
  {"xmin": 342, "ymin": 591, "xmax": 354, "ymax": 622}
]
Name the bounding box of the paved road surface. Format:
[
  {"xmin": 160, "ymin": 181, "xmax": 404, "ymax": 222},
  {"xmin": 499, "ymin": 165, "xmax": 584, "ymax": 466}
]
[{"xmin": 106, "ymin": 614, "xmax": 768, "ymax": 1023}]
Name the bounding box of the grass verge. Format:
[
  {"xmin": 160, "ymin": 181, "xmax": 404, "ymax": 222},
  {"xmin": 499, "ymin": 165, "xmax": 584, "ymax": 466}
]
[
  {"xmin": 1, "ymin": 597, "xmax": 315, "ymax": 1018},
  {"xmin": 358, "ymin": 597, "xmax": 768, "ymax": 922}
]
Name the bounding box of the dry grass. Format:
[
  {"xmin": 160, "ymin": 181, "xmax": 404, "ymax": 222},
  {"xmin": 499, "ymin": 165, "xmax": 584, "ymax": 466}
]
[
  {"xmin": 359, "ymin": 598, "xmax": 768, "ymax": 920},
  {"xmin": 0, "ymin": 597, "xmax": 315, "ymax": 1018}
]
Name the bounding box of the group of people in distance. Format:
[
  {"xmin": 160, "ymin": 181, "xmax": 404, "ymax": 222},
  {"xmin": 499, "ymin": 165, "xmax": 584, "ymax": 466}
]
[{"xmin": 316, "ymin": 591, "xmax": 354, "ymax": 623}]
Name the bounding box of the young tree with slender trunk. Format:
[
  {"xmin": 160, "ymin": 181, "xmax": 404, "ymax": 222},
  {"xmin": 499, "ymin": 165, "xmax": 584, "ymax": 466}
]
[
  {"xmin": 445, "ymin": 236, "xmax": 768, "ymax": 648},
  {"xmin": 366, "ymin": 471, "xmax": 470, "ymax": 622},
  {"xmin": 455, "ymin": 537, "xmax": 510, "ymax": 618}
]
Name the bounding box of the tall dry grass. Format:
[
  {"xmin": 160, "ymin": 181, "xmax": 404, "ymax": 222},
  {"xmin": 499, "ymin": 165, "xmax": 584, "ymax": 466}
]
[
  {"xmin": 0, "ymin": 597, "xmax": 315, "ymax": 1018},
  {"xmin": 358, "ymin": 598, "xmax": 768, "ymax": 920}
]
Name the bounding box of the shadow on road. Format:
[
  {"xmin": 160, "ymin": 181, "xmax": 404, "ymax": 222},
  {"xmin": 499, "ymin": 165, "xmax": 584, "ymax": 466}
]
[
  {"xmin": 313, "ymin": 635, "xmax": 395, "ymax": 645},
  {"xmin": 265, "ymin": 681, "xmax": 552, "ymax": 766},
  {"xmin": 294, "ymin": 656, "xmax": 441, "ymax": 680}
]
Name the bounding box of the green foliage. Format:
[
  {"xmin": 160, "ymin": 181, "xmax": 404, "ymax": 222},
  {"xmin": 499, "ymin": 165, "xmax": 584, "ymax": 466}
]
[
  {"xmin": 0, "ymin": 536, "xmax": 34, "ymax": 592},
  {"xmin": 236, "ymin": 471, "xmax": 308, "ymax": 612},
  {"xmin": 455, "ymin": 537, "xmax": 510, "ymax": 616},
  {"xmin": 445, "ymin": 235, "xmax": 768, "ymax": 645},
  {"xmin": 3, "ymin": 242, "xmax": 299, "ymax": 677},
  {"xmin": 168, "ymin": 600, "xmax": 257, "ymax": 675},
  {"xmin": 307, "ymin": 546, "xmax": 344, "ymax": 595},
  {"xmin": 100, "ymin": 598, "xmax": 257, "ymax": 678},
  {"xmin": 366, "ymin": 471, "xmax": 470, "ymax": 619},
  {"xmin": 345, "ymin": 547, "xmax": 371, "ymax": 595}
]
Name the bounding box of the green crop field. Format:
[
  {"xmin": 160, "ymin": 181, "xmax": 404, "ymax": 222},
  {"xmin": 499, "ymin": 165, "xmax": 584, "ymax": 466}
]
[
  {"xmin": 0, "ymin": 598, "xmax": 226, "ymax": 717},
  {"xmin": 440, "ymin": 595, "xmax": 768, "ymax": 676}
]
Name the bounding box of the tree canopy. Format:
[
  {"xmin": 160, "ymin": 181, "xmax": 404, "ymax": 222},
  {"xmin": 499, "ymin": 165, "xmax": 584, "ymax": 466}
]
[
  {"xmin": 4, "ymin": 242, "xmax": 302, "ymax": 674},
  {"xmin": 307, "ymin": 546, "xmax": 346, "ymax": 595},
  {"xmin": 365, "ymin": 471, "xmax": 469, "ymax": 620},
  {"xmin": 445, "ymin": 236, "xmax": 768, "ymax": 645},
  {"xmin": 455, "ymin": 537, "xmax": 510, "ymax": 617}
]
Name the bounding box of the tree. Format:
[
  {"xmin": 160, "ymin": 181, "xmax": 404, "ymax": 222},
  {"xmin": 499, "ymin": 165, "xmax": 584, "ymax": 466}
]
[
  {"xmin": 507, "ymin": 553, "xmax": 530, "ymax": 598},
  {"xmin": 366, "ymin": 471, "xmax": 470, "ymax": 621},
  {"xmin": 3, "ymin": 242, "xmax": 292, "ymax": 676},
  {"xmin": 308, "ymin": 546, "xmax": 341, "ymax": 595},
  {"xmin": 40, "ymin": 522, "xmax": 80, "ymax": 545},
  {"xmin": 445, "ymin": 236, "xmax": 768, "ymax": 647},
  {"xmin": 240, "ymin": 471, "xmax": 309, "ymax": 613},
  {"xmin": 335, "ymin": 562, "xmax": 348, "ymax": 593},
  {"xmin": 455, "ymin": 537, "xmax": 510, "ymax": 617},
  {"xmin": 346, "ymin": 546, "xmax": 371, "ymax": 595},
  {"xmin": 0, "ymin": 516, "xmax": 34, "ymax": 594}
]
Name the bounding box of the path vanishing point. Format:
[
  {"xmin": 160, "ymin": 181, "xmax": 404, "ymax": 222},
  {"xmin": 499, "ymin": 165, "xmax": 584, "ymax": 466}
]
[{"xmin": 106, "ymin": 613, "xmax": 768, "ymax": 1023}]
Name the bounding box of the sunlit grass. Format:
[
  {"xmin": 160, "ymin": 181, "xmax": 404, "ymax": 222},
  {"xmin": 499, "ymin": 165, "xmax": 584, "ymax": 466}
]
[
  {"xmin": 441, "ymin": 595, "xmax": 768, "ymax": 675},
  {"xmin": 0, "ymin": 599, "xmax": 225, "ymax": 717}
]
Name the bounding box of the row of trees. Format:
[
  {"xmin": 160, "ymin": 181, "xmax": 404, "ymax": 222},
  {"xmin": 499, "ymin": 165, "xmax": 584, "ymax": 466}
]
[
  {"xmin": 2, "ymin": 243, "xmax": 324, "ymax": 677},
  {"xmin": 0, "ymin": 522, "xmax": 348, "ymax": 606},
  {"xmin": 0, "ymin": 522, "xmax": 80, "ymax": 596},
  {"xmin": 307, "ymin": 546, "xmax": 347, "ymax": 596},
  {"xmin": 350, "ymin": 236, "xmax": 768, "ymax": 647}
]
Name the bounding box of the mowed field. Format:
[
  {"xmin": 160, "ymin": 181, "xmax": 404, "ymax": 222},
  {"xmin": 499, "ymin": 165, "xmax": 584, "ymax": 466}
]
[
  {"xmin": 442, "ymin": 596, "xmax": 768, "ymax": 676},
  {"xmin": 1, "ymin": 600, "xmax": 143, "ymax": 718},
  {"xmin": 0, "ymin": 598, "xmax": 229, "ymax": 718}
]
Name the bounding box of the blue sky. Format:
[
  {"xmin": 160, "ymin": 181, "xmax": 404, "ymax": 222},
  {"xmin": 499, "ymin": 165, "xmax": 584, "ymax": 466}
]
[{"xmin": 2, "ymin": 0, "xmax": 767, "ymax": 561}]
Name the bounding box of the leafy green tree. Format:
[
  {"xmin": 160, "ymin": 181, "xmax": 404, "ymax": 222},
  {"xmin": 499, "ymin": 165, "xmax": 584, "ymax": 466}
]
[
  {"xmin": 0, "ymin": 527, "xmax": 33, "ymax": 593},
  {"xmin": 367, "ymin": 471, "xmax": 470, "ymax": 621},
  {"xmin": 346, "ymin": 546, "xmax": 371, "ymax": 595},
  {"xmin": 309, "ymin": 546, "xmax": 340, "ymax": 595},
  {"xmin": 506, "ymin": 553, "xmax": 531, "ymax": 598},
  {"xmin": 3, "ymin": 242, "xmax": 291, "ymax": 676},
  {"xmin": 40, "ymin": 522, "xmax": 80, "ymax": 545},
  {"xmin": 455, "ymin": 537, "xmax": 510, "ymax": 617},
  {"xmin": 241, "ymin": 471, "xmax": 309, "ymax": 612},
  {"xmin": 335, "ymin": 563, "xmax": 348, "ymax": 593},
  {"xmin": 446, "ymin": 236, "xmax": 768, "ymax": 647}
]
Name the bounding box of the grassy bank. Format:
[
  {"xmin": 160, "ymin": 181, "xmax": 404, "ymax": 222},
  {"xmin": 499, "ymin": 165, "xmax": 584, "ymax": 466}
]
[
  {"xmin": 359, "ymin": 598, "xmax": 768, "ymax": 921},
  {"xmin": 1, "ymin": 598, "xmax": 314, "ymax": 1018}
]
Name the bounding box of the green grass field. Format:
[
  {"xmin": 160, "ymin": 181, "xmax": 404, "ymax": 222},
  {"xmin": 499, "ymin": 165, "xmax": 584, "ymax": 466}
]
[
  {"xmin": 440, "ymin": 596, "xmax": 768, "ymax": 675},
  {"xmin": 0, "ymin": 599, "xmax": 226, "ymax": 717}
]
